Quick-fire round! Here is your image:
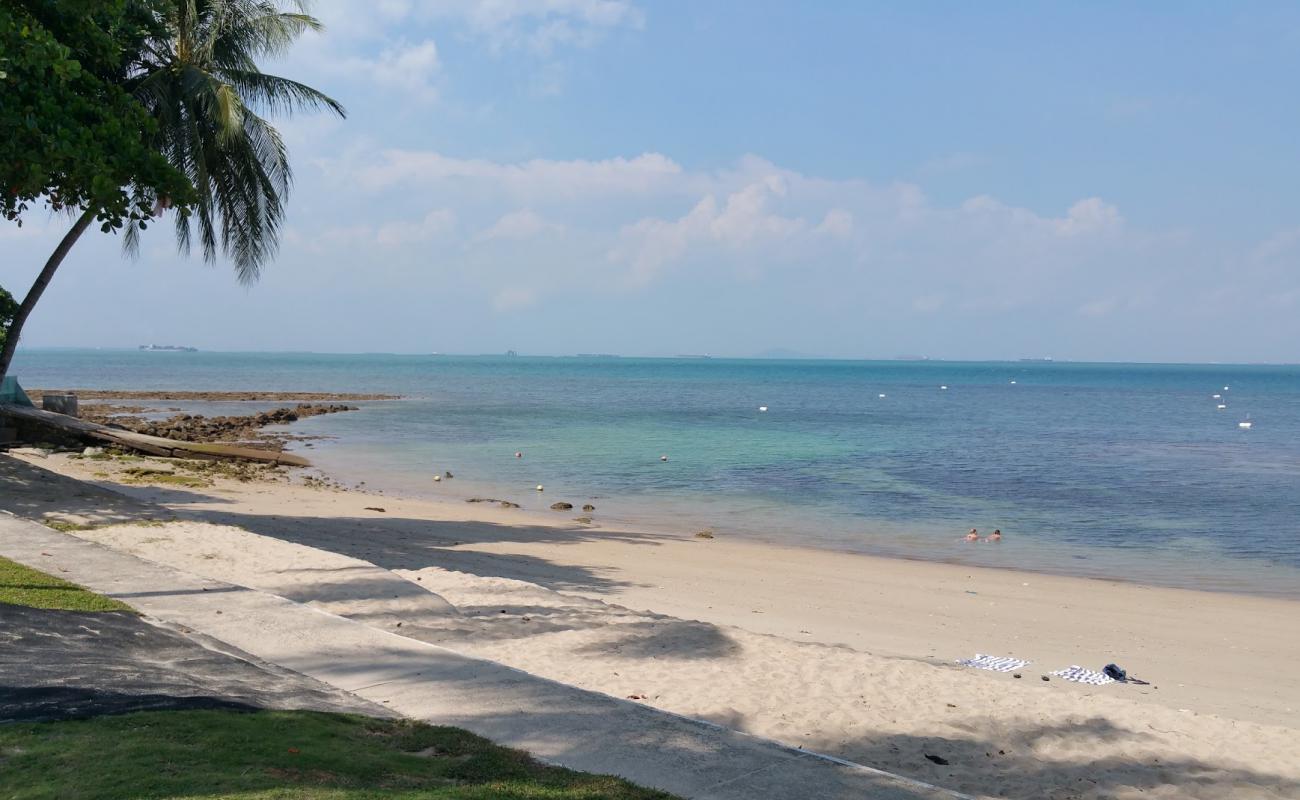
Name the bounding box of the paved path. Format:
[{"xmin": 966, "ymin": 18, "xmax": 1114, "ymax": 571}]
[
  {"xmin": 0, "ymin": 513, "xmax": 973, "ymax": 800},
  {"xmin": 0, "ymin": 604, "xmax": 389, "ymax": 722}
]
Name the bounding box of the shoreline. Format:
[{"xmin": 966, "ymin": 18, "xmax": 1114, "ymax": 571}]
[
  {"xmin": 13, "ymin": 446, "xmax": 1299, "ymax": 726},
  {"xmin": 299, "ymin": 436, "xmax": 1300, "ymax": 602},
  {"xmin": 5, "ymin": 449, "xmax": 1299, "ymax": 798}
]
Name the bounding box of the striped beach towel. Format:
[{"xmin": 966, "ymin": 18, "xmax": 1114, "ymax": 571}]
[
  {"xmin": 1050, "ymin": 666, "xmax": 1116, "ymax": 686},
  {"xmin": 956, "ymin": 654, "xmax": 1029, "ymax": 672}
]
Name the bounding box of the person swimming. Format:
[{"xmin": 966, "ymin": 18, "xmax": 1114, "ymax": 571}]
[
  {"xmin": 964, "ymin": 528, "xmax": 979, "ymax": 542},
  {"xmin": 986, "ymin": 529, "xmax": 1002, "ymax": 542}
]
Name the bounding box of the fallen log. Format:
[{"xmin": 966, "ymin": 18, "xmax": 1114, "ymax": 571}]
[{"xmin": 0, "ymin": 404, "xmax": 310, "ymax": 467}]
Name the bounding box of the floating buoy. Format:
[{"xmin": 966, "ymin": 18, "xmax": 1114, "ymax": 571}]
[
  {"xmin": 433, "ymin": 474, "xmax": 442, "ymax": 482},
  {"xmin": 536, "ymin": 484, "xmax": 544, "ymax": 491},
  {"xmin": 758, "ymin": 406, "xmax": 768, "ymax": 412},
  {"xmin": 878, "ymin": 393, "xmax": 886, "ymax": 399},
  {"xmin": 1223, "ymin": 385, "xmax": 1230, "ymax": 391},
  {"xmin": 1010, "ymin": 380, "xmax": 1017, "ymax": 385},
  {"xmin": 940, "ymin": 385, "xmax": 948, "ymax": 390},
  {"xmin": 660, "ymin": 455, "xmax": 669, "ymax": 462},
  {"xmin": 515, "ymin": 451, "xmax": 523, "ymax": 458}
]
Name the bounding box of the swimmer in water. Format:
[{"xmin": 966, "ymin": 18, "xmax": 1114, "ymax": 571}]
[
  {"xmin": 986, "ymin": 529, "xmax": 1002, "ymax": 542},
  {"xmin": 964, "ymin": 528, "xmax": 979, "ymax": 542}
]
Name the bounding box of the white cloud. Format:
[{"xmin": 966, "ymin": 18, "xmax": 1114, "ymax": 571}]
[
  {"xmin": 304, "ymin": 146, "xmax": 1149, "ymax": 309},
  {"xmin": 340, "ymin": 39, "xmax": 441, "ymax": 102},
  {"xmin": 376, "ymin": 209, "xmax": 457, "ymax": 246},
  {"xmin": 608, "ymin": 176, "xmax": 812, "ymax": 284},
  {"xmin": 346, "ymin": 150, "xmax": 685, "ymax": 197},
  {"xmin": 426, "ymin": 0, "xmax": 644, "ymax": 54},
  {"xmin": 815, "ymin": 208, "xmax": 854, "ymax": 238},
  {"xmin": 1056, "ymin": 198, "xmax": 1123, "ymax": 237},
  {"xmin": 961, "ymin": 195, "xmax": 1123, "ymax": 238},
  {"xmin": 473, "ymin": 210, "xmax": 561, "ymax": 243}
]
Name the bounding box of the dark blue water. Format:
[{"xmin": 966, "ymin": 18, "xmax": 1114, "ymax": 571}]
[{"xmin": 12, "ymin": 349, "xmax": 1300, "ymax": 596}]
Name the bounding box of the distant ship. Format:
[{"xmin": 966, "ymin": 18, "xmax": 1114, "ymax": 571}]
[
  {"xmin": 576, "ymin": 353, "xmax": 621, "ymax": 358},
  {"xmin": 675, "ymin": 354, "xmax": 713, "ymax": 359},
  {"xmin": 1019, "ymin": 357, "xmax": 1054, "ymax": 362},
  {"xmin": 139, "ymin": 344, "xmax": 197, "ymax": 352}
]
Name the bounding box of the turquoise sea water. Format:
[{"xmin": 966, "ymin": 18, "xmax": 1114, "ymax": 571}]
[{"xmin": 11, "ymin": 349, "xmax": 1300, "ymax": 597}]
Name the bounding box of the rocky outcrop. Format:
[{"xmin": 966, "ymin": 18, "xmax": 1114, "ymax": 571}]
[{"xmin": 79, "ymin": 404, "xmax": 358, "ymax": 450}]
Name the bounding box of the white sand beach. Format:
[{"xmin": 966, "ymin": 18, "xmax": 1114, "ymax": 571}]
[{"xmin": 6, "ymin": 451, "xmax": 1299, "ymax": 800}]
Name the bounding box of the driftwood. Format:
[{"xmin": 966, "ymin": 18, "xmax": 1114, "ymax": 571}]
[{"xmin": 0, "ymin": 404, "xmax": 309, "ymax": 467}]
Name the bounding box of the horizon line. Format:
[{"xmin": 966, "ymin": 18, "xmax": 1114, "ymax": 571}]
[{"xmin": 13, "ymin": 346, "xmax": 1300, "ymax": 368}]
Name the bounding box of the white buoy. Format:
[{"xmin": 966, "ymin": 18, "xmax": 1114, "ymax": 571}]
[
  {"xmin": 660, "ymin": 455, "xmax": 669, "ymax": 462},
  {"xmin": 433, "ymin": 474, "xmax": 442, "ymax": 482},
  {"xmin": 878, "ymin": 393, "xmax": 886, "ymax": 399},
  {"xmin": 1010, "ymin": 380, "xmax": 1017, "ymax": 385},
  {"xmin": 940, "ymin": 385, "xmax": 948, "ymax": 390},
  {"xmin": 515, "ymin": 451, "xmax": 523, "ymax": 458},
  {"xmin": 536, "ymin": 484, "xmax": 544, "ymax": 491},
  {"xmin": 758, "ymin": 406, "xmax": 768, "ymax": 412},
  {"xmin": 1224, "ymin": 385, "xmax": 1230, "ymax": 391}
]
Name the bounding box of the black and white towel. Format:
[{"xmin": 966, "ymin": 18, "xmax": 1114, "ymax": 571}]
[
  {"xmin": 1049, "ymin": 666, "xmax": 1116, "ymax": 685},
  {"xmin": 956, "ymin": 654, "xmax": 1029, "ymax": 672}
]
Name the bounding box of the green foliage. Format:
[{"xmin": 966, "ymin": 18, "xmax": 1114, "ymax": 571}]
[
  {"xmin": 0, "ymin": 1, "xmax": 194, "ymax": 233},
  {"xmin": 0, "ymin": 285, "xmax": 16, "ymax": 349},
  {"xmin": 0, "ymin": 555, "xmax": 134, "ymax": 612},
  {"xmin": 0, "ymin": 710, "xmax": 679, "ymax": 799},
  {"xmin": 130, "ymin": 0, "xmax": 346, "ymax": 281}
]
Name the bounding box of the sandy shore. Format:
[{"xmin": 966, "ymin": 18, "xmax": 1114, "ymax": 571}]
[{"xmin": 4, "ymin": 450, "xmax": 1298, "ymax": 799}]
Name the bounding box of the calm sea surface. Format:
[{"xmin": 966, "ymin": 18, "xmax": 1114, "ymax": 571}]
[{"xmin": 12, "ymin": 349, "xmax": 1300, "ymax": 597}]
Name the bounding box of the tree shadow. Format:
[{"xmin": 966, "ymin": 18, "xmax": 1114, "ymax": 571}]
[
  {"xmin": 803, "ymin": 716, "xmax": 1300, "ymax": 800},
  {"xmin": 187, "ymin": 505, "xmax": 657, "ymax": 596},
  {"xmin": 0, "ymin": 454, "xmax": 177, "ymax": 524},
  {"xmin": 0, "ymin": 604, "xmax": 387, "ymax": 723},
  {"xmin": 1, "ymin": 686, "xmax": 261, "ymax": 723},
  {"xmin": 574, "ymin": 619, "xmax": 741, "ymax": 661}
]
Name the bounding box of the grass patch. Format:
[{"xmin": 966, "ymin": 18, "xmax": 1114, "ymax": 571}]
[
  {"xmin": 0, "ymin": 556, "xmax": 132, "ymax": 613},
  {"xmin": 174, "ymin": 458, "xmax": 284, "ymax": 483},
  {"xmin": 0, "ymin": 709, "xmax": 678, "ymax": 799},
  {"xmin": 120, "ymin": 467, "xmax": 210, "ymax": 489},
  {"xmin": 45, "ymin": 518, "xmax": 170, "ymax": 533},
  {"xmin": 42, "ymin": 520, "xmax": 99, "ymax": 533}
]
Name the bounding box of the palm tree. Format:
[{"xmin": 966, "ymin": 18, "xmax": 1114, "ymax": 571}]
[{"xmin": 0, "ymin": 0, "xmax": 344, "ymax": 379}]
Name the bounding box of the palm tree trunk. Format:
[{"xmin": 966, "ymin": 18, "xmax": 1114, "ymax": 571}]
[{"xmin": 0, "ymin": 208, "xmax": 97, "ymax": 380}]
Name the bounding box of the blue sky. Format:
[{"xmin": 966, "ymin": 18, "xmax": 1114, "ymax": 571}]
[{"xmin": 4, "ymin": 0, "xmax": 1300, "ymax": 361}]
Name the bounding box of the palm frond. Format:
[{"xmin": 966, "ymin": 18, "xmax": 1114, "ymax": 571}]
[
  {"xmin": 126, "ymin": 0, "xmax": 340, "ymax": 281},
  {"xmin": 220, "ymin": 69, "xmax": 345, "ymax": 117}
]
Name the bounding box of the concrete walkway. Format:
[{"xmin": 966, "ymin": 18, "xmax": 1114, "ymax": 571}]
[
  {"xmin": 0, "ymin": 513, "xmax": 974, "ymax": 800},
  {"xmin": 1, "ymin": 603, "xmax": 389, "ymax": 722}
]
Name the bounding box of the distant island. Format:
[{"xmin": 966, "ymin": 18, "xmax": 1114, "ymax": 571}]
[{"xmin": 139, "ymin": 345, "xmax": 198, "ymax": 352}]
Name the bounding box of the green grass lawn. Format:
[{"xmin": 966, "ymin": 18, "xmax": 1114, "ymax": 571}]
[
  {"xmin": 0, "ymin": 555, "xmax": 132, "ymax": 612},
  {"xmin": 0, "ymin": 709, "xmax": 678, "ymax": 799}
]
